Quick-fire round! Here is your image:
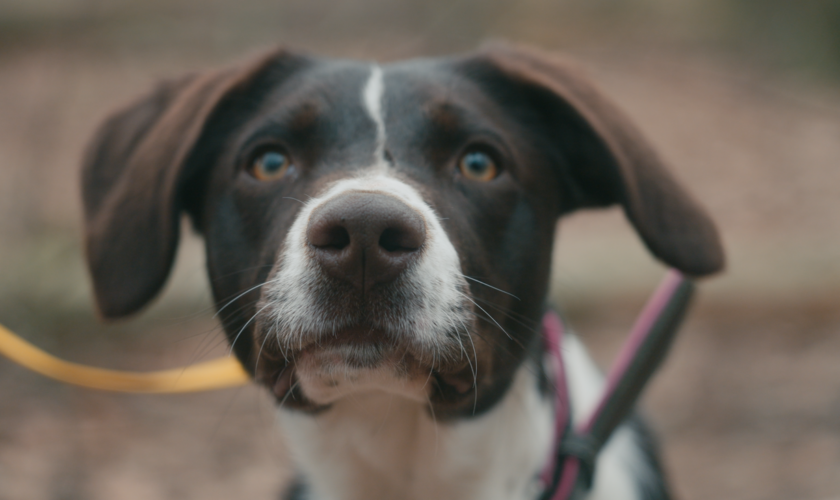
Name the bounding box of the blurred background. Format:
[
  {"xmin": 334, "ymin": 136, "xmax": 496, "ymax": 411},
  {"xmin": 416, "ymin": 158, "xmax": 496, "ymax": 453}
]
[{"xmin": 1, "ymin": 1, "xmax": 839, "ymax": 499}]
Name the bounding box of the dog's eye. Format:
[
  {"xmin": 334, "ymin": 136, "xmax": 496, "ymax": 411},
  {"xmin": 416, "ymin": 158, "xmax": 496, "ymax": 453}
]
[
  {"xmin": 250, "ymin": 150, "xmax": 291, "ymax": 181},
  {"xmin": 458, "ymin": 151, "xmax": 498, "ymax": 182}
]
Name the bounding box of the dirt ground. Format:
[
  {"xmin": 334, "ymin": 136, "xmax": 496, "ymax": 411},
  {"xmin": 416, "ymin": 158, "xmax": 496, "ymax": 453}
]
[{"xmin": 1, "ymin": 19, "xmax": 840, "ymax": 500}]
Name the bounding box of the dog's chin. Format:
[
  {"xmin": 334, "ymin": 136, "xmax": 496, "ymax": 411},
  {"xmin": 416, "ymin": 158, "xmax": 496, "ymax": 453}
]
[
  {"xmin": 264, "ymin": 346, "xmax": 429, "ymax": 409},
  {"xmin": 293, "ymin": 346, "xmax": 433, "ymax": 405},
  {"xmin": 258, "ymin": 330, "xmax": 480, "ymax": 412}
]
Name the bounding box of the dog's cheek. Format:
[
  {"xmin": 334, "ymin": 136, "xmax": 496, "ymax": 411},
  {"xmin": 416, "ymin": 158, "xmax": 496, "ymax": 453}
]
[
  {"xmin": 200, "ymin": 195, "xmax": 278, "ymax": 366},
  {"xmin": 493, "ymin": 198, "xmax": 556, "ymax": 339}
]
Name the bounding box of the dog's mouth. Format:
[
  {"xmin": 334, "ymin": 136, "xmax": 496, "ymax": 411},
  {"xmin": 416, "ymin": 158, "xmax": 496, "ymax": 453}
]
[{"xmin": 255, "ymin": 325, "xmax": 480, "ymax": 411}]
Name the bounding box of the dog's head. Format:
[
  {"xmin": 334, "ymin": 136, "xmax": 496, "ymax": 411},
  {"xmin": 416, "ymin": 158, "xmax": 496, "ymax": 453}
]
[{"xmin": 81, "ymin": 44, "xmax": 723, "ymax": 417}]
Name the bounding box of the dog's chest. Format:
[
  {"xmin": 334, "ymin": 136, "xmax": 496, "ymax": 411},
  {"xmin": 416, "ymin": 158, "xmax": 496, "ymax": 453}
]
[{"xmin": 277, "ymin": 365, "xmax": 554, "ymax": 500}]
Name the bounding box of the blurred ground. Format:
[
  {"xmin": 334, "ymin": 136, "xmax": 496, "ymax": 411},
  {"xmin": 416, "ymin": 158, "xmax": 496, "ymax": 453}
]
[{"xmin": 1, "ymin": 1, "xmax": 839, "ymax": 499}]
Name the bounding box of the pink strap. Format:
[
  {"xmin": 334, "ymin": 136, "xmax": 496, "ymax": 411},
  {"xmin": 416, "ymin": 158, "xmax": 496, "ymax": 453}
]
[
  {"xmin": 541, "ymin": 311, "xmax": 579, "ymax": 500},
  {"xmin": 539, "ymin": 311, "xmax": 568, "ymax": 486},
  {"xmin": 581, "ymin": 270, "xmax": 683, "ymax": 433},
  {"xmin": 541, "ymin": 270, "xmax": 688, "ymax": 500}
]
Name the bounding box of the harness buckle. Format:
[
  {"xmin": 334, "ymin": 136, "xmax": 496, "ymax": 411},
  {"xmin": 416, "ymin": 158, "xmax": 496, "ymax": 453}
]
[{"xmin": 558, "ymin": 433, "xmax": 599, "ymax": 490}]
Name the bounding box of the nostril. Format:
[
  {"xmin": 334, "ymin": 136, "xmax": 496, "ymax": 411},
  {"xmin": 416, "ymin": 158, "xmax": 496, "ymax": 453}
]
[
  {"xmin": 379, "ymin": 227, "xmax": 423, "ymax": 253},
  {"xmin": 309, "ymin": 221, "xmax": 351, "ymax": 250}
]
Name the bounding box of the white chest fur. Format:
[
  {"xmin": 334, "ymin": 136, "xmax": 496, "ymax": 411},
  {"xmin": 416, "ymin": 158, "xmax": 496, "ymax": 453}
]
[{"xmin": 277, "ymin": 334, "xmax": 650, "ymax": 500}]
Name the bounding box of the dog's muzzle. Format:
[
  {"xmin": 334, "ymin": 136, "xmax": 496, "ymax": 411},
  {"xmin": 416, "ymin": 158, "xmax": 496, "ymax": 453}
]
[{"xmin": 254, "ymin": 178, "xmax": 475, "ymax": 409}]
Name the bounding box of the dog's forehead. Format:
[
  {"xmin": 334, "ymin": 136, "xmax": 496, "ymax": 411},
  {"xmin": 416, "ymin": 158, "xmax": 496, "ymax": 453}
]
[
  {"xmin": 379, "ymin": 61, "xmax": 508, "ymax": 139},
  {"xmin": 283, "ymin": 57, "xmax": 482, "ymax": 106},
  {"xmin": 259, "ymin": 57, "xmax": 503, "ymax": 149},
  {"xmin": 261, "ymin": 60, "xmax": 377, "ymax": 139},
  {"xmin": 379, "ymin": 58, "xmax": 481, "ymax": 109}
]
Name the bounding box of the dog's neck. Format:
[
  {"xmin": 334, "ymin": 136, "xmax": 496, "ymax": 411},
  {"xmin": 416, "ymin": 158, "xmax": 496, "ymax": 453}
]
[{"xmin": 277, "ymin": 363, "xmax": 554, "ymax": 500}]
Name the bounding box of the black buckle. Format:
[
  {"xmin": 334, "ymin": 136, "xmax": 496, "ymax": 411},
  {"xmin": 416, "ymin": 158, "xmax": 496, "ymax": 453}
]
[
  {"xmin": 558, "ymin": 433, "xmax": 599, "ymax": 491},
  {"xmin": 538, "ymin": 429, "xmax": 599, "ymax": 500}
]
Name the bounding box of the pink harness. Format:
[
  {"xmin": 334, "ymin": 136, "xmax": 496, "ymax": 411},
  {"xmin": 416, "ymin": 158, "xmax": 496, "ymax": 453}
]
[{"xmin": 539, "ymin": 270, "xmax": 694, "ymax": 500}]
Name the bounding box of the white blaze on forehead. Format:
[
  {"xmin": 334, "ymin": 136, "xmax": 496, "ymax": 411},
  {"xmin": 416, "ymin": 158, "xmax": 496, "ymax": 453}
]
[{"xmin": 362, "ymin": 65, "xmax": 387, "ymax": 164}]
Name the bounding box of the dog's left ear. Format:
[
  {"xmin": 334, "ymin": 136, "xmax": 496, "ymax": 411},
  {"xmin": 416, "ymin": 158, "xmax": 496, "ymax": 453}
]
[
  {"xmin": 82, "ymin": 48, "xmax": 305, "ymax": 318},
  {"xmin": 464, "ymin": 43, "xmax": 724, "ymax": 276}
]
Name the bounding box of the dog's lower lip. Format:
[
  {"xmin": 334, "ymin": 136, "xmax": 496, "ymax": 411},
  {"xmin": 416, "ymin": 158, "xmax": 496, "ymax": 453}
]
[{"xmin": 273, "ymin": 367, "xmax": 295, "ymax": 399}]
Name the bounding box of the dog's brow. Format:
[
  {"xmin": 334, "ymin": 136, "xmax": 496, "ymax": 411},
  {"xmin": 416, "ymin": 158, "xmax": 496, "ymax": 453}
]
[{"xmin": 362, "ymin": 65, "xmax": 387, "ymax": 166}]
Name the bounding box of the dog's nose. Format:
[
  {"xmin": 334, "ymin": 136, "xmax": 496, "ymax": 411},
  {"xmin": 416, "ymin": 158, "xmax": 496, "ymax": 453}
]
[{"xmin": 306, "ymin": 192, "xmax": 426, "ymax": 291}]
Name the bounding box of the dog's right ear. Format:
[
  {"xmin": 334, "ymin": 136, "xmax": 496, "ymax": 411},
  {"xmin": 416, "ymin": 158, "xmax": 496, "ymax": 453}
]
[{"xmin": 82, "ymin": 48, "xmax": 304, "ymax": 319}]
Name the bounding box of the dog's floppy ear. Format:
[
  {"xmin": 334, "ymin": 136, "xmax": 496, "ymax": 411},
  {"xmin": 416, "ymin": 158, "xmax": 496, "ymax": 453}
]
[
  {"xmin": 82, "ymin": 48, "xmax": 300, "ymax": 318},
  {"xmin": 466, "ymin": 43, "xmax": 724, "ymax": 276}
]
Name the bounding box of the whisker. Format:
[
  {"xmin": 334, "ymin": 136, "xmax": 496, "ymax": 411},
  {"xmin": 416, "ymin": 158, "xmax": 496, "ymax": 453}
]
[
  {"xmin": 182, "ymin": 323, "xmax": 232, "ymax": 366},
  {"xmin": 464, "ymin": 322, "xmax": 546, "ymax": 393},
  {"xmin": 457, "ymin": 318, "xmax": 479, "ymax": 414},
  {"xmin": 469, "ymin": 296, "xmax": 541, "ymax": 334},
  {"xmin": 453, "ymin": 321, "xmax": 476, "ymax": 379},
  {"xmin": 213, "ymin": 297, "xmax": 267, "ymax": 334},
  {"xmin": 151, "ymin": 299, "xmax": 218, "ymax": 325},
  {"xmin": 462, "ymin": 275, "xmax": 520, "ymax": 301},
  {"xmin": 421, "ymin": 361, "xmax": 436, "ymax": 391},
  {"xmin": 459, "ymin": 293, "xmax": 525, "ymax": 351},
  {"xmin": 283, "ymin": 196, "xmax": 307, "ymax": 205},
  {"xmin": 278, "ymin": 379, "xmax": 302, "ymax": 408},
  {"xmin": 451, "ymin": 331, "xmax": 475, "ymax": 405},
  {"xmin": 426, "ymin": 392, "xmax": 440, "ymax": 458},
  {"xmin": 469, "ymin": 295, "xmax": 540, "ymax": 328},
  {"xmin": 228, "ymin": 302, "xmax": 273, "ymax": 355},
  {"xmin": 192, "ymin": 329, "xmax": 238, "ymax": 364},
  {"xmin": 208, "ymin": 263, "xmax": 277, "ymax": 284},
  {"xmin": 214, "ymin": 279, "xmax": 274, "ymax": 320},
  {"xmin": 254, "ymin": 323, "xmax": 277, "ymax": 379},
  {"xmin": 458, "ymin": 308, "xmax": 544, "ymax": 381}
]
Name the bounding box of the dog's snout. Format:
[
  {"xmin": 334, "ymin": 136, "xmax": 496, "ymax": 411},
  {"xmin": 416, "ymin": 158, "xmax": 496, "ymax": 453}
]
[{"xmin": 306, "ymin": 192, "xmax": 426, "ymax": 291}]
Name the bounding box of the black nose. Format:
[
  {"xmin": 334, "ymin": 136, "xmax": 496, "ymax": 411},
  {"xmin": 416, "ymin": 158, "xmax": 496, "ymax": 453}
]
[{"xmin": 306, "ymin": 192, "xmax": 426, "ymax": 292}]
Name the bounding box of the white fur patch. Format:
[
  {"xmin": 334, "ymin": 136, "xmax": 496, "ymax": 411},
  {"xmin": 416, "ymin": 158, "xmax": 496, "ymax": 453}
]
[
  {"xmin": 362, "ymin": 65, "xmax": 387, "ymax": 165},
  {"xmin": 278, "ymin": 362, "xmax": 554, "ymax": 500}
]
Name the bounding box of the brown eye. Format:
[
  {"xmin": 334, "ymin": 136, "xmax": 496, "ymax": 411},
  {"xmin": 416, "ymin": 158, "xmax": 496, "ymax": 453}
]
[
  {"xmin": 458, "ymin": 151, "xmax": 498, "ymax": 182},
  {"xmin": 250, "ymin": 150, "xmax": 290, "ymax": 181}
]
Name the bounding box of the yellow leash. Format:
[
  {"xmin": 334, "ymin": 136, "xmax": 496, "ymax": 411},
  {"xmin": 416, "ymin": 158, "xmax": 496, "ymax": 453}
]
[{"xmin": 0, "ymin": 322, "xmax": 250, "ymax": 393}]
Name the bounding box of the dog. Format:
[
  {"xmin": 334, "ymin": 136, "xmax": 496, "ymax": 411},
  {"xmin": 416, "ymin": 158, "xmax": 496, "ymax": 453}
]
[{"xmin": 80, "ymin": 43, "xmax": 723, "ymax": 500}]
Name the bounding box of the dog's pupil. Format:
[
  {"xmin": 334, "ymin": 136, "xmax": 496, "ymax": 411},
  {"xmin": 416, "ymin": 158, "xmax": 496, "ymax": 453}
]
[
  {"xmin": 465, "ymin": 152, "xmax": 489, "ymax": 173},
  {"xmin": 261, "ymin": 152, "xmax": 286, "ymax": 173}
]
